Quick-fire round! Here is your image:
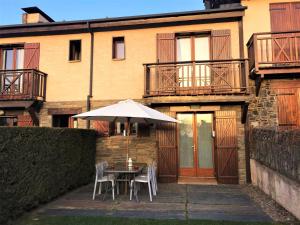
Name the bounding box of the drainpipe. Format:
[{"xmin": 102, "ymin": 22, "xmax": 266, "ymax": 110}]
[{"xmin": 87, "ymin": 21, "xmax": 94, "ymax": 129}]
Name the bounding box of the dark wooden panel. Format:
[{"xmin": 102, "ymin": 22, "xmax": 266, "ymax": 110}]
[
  {"xmin": 156, "ymin": 111, "xmax": 177, "ymax": 183},
  {"xmin": 215, "ymin": 111, "xmax": 238, "ymax": 184}
]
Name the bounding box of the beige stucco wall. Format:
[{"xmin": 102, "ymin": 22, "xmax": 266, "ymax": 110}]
[
  {"xmin": 0, "ymin": 34, "xmax": 91, "ymax": 102},
  {"xmin": 0, "ymin": 22, "xmax": 240, "ymax": 102},
  {"xmin": 92, "ymin": 22, "xmax": 240, "ymax": 100}
]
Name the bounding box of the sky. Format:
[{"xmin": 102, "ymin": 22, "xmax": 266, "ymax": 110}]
[{"xmin": 0, "ymin": 0, "xmax": 204, "ymax": 25}]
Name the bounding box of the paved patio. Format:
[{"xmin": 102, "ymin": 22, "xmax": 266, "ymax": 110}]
[{"xmin": 36, "ymin": 183, "xmax": 271, "ymax": 222}]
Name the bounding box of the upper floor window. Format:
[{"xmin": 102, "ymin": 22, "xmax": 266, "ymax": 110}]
[
  {"xmin": 69, "ymin": 40, "xmax": 81, "ymax": 61},
  {"xmin": 1, "ymin": 47, "xmax": 24, "ymax": 70},
  {"xmin": 112, "ymin": 37, "xmax": 125, "ymax": 60}
]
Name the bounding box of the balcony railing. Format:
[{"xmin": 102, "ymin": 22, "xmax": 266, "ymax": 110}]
[
  {"xmin": 0, "ymin": 69, "xmax": 47, "ymax": 101},
  {"xmin": 247, "ymin": 31, "xmax": 300, "ymax": 74},
  {"xmin": 144, "ymin": 59, "xmax": 248, "ymax": 97}
]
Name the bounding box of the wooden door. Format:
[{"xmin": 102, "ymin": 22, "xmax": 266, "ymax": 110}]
[
  {"xmin": 157, "ymin": 111, "xmax": 177, "ymax": 182},
  {"xmin": 178, "ymin": 113, "xmax": 214, "ymax": 177},
  {"xmin": 215, "ymin": 111, "xmax": 238, "ymax": 184}
]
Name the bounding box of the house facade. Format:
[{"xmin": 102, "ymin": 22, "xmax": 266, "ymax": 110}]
[{"xmin": 0, "ymin": 0, "xmax": 299, "ymax": 185}]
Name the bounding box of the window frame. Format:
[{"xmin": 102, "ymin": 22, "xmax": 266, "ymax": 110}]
[
  {"xmin": 112, "ymin": 36, "xmax": 125, "ymax": 60},
  {"xmin": 68, "ymin": 39, "xmax": 82, "ymax": 62}
]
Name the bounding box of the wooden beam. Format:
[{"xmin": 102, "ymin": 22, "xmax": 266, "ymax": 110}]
[
  {"xmin": 0, "ymin": 100, "xmax": 34, "ymax": 108},
  {"xmin": 48, "ymin": 108, "xmax": 82, "ymax": 115},
  {"xmin": 255, "ymin": 75, "xmax": 263, "ymax": 96},
  {"xmin": 241, "ymin": 102, "xmax": 249, "ymax": 124}
]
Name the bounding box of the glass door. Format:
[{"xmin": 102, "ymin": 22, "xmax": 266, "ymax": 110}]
[
  {"xmin": 178, "ymin": 113, "xmax": 214, "ymax": 177},
  {"xmin": 1, "ymin": 48, "xmax": 24, "ymax": 93}
]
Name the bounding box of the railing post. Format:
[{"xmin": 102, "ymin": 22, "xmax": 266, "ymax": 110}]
[
  {"xmin": 245, "ymin": 59, "xmax": 249, "ymax": 94},
  {"xmin": 253, "ymin": 34, "xmax": 259, "ymax": 72},
  {"xmin": 144, "ymin": 65, "xmax": 148, "ymax": 96},
  {"xmin": 31, "ymin": 69, "xmax": 34, "ymax": 99},
  {"xmin": 43, "ymin": 73, "xmax": 47, "ymax": 101}
]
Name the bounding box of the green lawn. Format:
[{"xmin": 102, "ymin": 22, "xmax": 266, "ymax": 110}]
[{"xmin": 16, "ymin": 215, "xmax": 284, "ymax": 225}]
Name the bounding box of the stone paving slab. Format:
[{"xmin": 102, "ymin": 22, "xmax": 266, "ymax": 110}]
[
  {"xmin": 36, "ymin": 183, "xmax": 271, "ymax": 222},
  {"xmin": 189, "ymin": 210, "xmax": 271, "ymax": 222}
]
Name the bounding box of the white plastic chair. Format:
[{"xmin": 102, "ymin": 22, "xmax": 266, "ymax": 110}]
[
  {"xmin": 130, "ymin": 166, "xmax": 153, "ymax": 201},
  {"xmin": 92, "ymin": 161, "xmax": 116, "ymax": 200},
  {"xmin": 151, "ymin": 162, "xmax": 158, "ymax": 196}
]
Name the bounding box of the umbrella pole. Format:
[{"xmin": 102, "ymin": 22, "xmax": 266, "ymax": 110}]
[{"xmin": 126, "ymin": 117, "xmax": 130, "ymax": 161}]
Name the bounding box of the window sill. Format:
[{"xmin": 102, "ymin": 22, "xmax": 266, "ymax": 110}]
[
  {"xmin": 112, "ymin": 58, "xmax": 126, "ymax": 61},
  {"xmin": 68, "ymin": 60, "xmax": 81, "ymax": 63}
]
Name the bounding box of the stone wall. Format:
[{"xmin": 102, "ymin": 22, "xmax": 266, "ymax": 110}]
[
  {"xmin": 39, "ymin": 101, "xmax": 88, "ymax": 128},
  {"xmin": 250, "ymin": 128, "xmax": 300, "ymax": 182},
  {"xmin": 96, "ymin": 128, "xmax": 157, "ymax": 165},
  {"xmin": 247, "ymin": 79, "xmax": 278, "ymax": 128}
]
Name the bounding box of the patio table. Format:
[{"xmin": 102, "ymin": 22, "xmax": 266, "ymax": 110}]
[{"xmin": 105, "ymin": 163, "xmax": 146, "ymax": 195}]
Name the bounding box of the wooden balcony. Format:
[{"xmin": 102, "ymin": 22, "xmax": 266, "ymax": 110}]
[
  {"xmin": 247, "ymin": 31, "xmax": 300, "ymax": 76},
  {"xmin": 0, "ymin": 69, "xmax": 47, "ymax": 102},
  {"xmin": 144, "ymin": 59, "xmax": 248, "ymax": 97}
]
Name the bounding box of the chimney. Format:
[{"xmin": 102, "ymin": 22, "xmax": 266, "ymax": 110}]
[
  {"xmin": 22, "ymin": 7, "xmax": 54, "ymax": 24},
  {"xmin": 203, "ymin": 0, "xmax": 241, "ymax": 10}
]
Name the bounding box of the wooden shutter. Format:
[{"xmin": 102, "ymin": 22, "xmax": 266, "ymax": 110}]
[
  {"xmin": 156, "ymin": 111, "xmax": 177, "ymax": 183},
  {"xmin": 93, "ymin": 121, "xmax": 110, "ymax": 137},
  {"xmin": 276, "ymin": 88, "xmax": 299, "ymax": 130},
  {"xmin": 23, "ymin": 43, "xmax": 40, "ymax": 96},
  {"xmin": 24, "ymin": 43, "xmax": 40, "ymax": 69},
  {"xmin": 156, "ymin": 33, "xmax": 176, "ymax": 94},
  {"xmin": 211, "ymin": 30, "xmax": 232, "ymax": 91},
  {"xmin": 17, "ymin": 115, "xmax": 33, "ymax": 127},
  {"xmin": 270, "ymin": 3, "xmax": 293, "ymax": 32},
  {"xmin": 157, "ymin": 33, "xmax": 175, "ymax": 63},
  {"xmin": 211, "ymin": 30, "xmax": 231, "ymax": 60},
  {"xmin": 292, "ymin": 2, "xmax": 300, "ymax": 30},
  {"xmin": 215, "ymin": 111, "xmax": 238, "ymax": 184}
]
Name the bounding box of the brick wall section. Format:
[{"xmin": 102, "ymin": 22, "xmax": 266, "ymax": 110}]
[
  {"xmin": 96, "ymin": 128, "xmax": 158, "ymax": 165},
  {"xmin": 250, "ymin": 128, "xmax": 300, "ymax": 182},
  {"xmin": 247, "ymin": 80, "xmax": 278, "ymax": 127}
]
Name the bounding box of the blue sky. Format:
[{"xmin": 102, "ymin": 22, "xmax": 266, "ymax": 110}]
[{"xmin": 0, "ymin": 0, "xmax": 204, "ymax": 25}]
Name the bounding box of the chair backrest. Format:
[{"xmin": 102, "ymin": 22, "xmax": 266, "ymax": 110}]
[
  {"xmin": 96, "ymin": 161, "xmax": 110, "ymax": 180},
  {"xmin": 147, "ymin": 165, "xmax": 153, "ymax": 182}
]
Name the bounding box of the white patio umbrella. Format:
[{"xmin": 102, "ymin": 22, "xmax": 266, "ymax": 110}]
[{"xmin": 73, "ymin": 99, "xmax": 178, "ymax": 159}]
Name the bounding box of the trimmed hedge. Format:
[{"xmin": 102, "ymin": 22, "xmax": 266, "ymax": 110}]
[{"xmin": 0, "ymin": 127, "xmax": 96, "ymax": 225}]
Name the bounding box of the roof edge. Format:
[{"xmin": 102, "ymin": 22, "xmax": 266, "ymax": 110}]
[{"xmin": 1, "ymin": 6, "xmax": 246, "ymax": 29}]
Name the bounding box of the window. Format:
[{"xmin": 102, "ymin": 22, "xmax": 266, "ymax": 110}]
[
  {"xmin": 0, "ymin": 116, "xmax": 18, "ymax": 126},
  {"xmin": 69, "ymin": 40, "xmax": 81, "ymax": 61},
  {"xmin": 1, "ymin": 47, "xmax": 24, "ymax": 93},
  {"xmin": 52, "ymin": 114, "xmax": 75, "ymax": 128},
  {"xmin": 112, "ymin": 37, "xmax": 125, "ymax": 60},
  {"xmin": 92, "ymin": 121, "xmax": 149, "ymax": 136}
]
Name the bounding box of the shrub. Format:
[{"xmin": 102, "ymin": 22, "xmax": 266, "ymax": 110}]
[{"xmin": 0, "ymin": 127, "xmax": 96, "ymax": 225}]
